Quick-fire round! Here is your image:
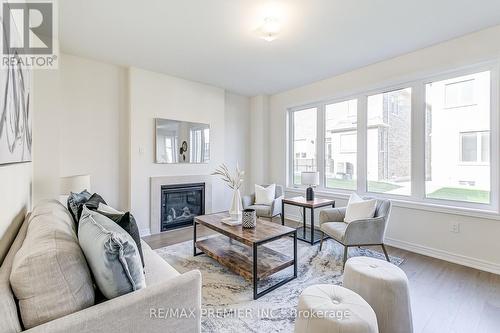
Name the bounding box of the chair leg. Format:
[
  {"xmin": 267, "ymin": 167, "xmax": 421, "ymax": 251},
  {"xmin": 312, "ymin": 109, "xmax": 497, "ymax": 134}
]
[
  {"xmin": 319, "ymin": 232, "xmax": 324, "ymax": 251},
  {"xmin": 343, "ymin": 246, "xmax": 349, "ymax": 270},
  {"xmin": 381, "ymin": 244, "xmax": 390, "ymax": 262}
]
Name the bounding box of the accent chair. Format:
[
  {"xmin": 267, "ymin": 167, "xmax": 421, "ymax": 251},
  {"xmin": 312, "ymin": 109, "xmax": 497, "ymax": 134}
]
[
  {"xmin": 242, "ymin": 184, "xmax": 284, "ymax": 220},
  {"xmin": 318, "ymin": 197, "xmax": 392, "ymax": 269}
]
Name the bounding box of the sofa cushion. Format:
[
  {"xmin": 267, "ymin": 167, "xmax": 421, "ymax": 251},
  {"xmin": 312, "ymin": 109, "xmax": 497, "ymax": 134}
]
[
  {"xmin": 78, "ymin": 207, "xmax": 146, "ymax": 299},
  {"xmin": 247, "ymin": 204, "xmax": 272, "ymax": 217},
  {"xmin": 10, "ymin": 201, "xmax": 95, "ymax": 329},
  {"xmin": 321, "ymin": 222, "xmax": 348, "ymax": 242},
  {"xmin": 142, "ymin": 241, "xmax": 180, "ymax": 285},
  {"xmin": 31, "ymin": 200, "xmax": 73, "ymax": 223},
  {"xmin": 0, "ymin": 214, "xmax": 29, "ymax": 333}
]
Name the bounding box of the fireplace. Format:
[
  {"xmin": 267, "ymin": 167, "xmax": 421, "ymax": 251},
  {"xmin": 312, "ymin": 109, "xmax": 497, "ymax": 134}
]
[{"xmin": 161, "ymin": 183, "xmax": 205, "ymax": 231}]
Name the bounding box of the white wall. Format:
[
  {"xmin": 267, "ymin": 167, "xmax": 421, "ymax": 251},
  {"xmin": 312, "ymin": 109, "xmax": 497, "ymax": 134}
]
[
  {"xmin": 224, "ymin": 92, "xmax": 251, "ymax": 197},
  {"xmin": 32, "ymin": 56, "xmax": 252, "ymax": 236},
  {"xmin": 58, "ymin": 55, "xmax": 129, "ymax": 209},
  {"xmin": 129, "ymin": 68, "xmax": 251, "ymax": 234},
  {"xmin": 0, "ymin": 163, "xmax": 31, "ymax": 264},
  {"xmin": 267, "ymin": 25, "xmax": 500, "ymax": 273},
  {"xmin": 32, "ymin": 67, "xmax": 61, "ymax": 204},
  {"xmin": 249, "ymin": 95, "xmax": 270, "ymax": 186},
  {"xmin": 33, "ymin": 54, "xmax": 129, "ymax": 210}
]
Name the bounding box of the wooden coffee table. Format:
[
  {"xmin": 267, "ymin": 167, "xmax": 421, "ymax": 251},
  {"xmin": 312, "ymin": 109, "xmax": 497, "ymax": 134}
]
[{"xmin": 193, "ymin": 212, "xmax": 297, "ymax": 299}]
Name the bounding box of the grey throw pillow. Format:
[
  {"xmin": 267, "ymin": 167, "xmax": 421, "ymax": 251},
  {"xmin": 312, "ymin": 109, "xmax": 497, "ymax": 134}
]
[
  {"xmin": 78, "ymin": 206, "xmax": 146, "ymax": 299},
  {"xmin": 98, "ymin": 211, "xmax": 145, "ymax": 267},
  {"xmin": 67, "ymin": 190, "xmax": 91, "ymax": 224}
]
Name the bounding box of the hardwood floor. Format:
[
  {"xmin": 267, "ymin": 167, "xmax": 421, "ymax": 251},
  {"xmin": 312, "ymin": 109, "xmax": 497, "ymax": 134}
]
[{"xmin": 143, "ymin": 218, "xmax": 500, "ymax": 333}]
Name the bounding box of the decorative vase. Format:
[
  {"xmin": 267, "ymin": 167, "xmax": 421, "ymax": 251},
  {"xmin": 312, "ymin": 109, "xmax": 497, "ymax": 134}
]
[
  {"xmin": 242, "ymin": 209, "xmax": 257, "ymax": 228},
  {"xmin": 229, "ymin": 189, "xmax": 242, "ymax": 220}
]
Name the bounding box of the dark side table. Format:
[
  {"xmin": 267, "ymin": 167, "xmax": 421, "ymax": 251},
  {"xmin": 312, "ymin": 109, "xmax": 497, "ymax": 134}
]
[{"xmin": 281, "ymin": 196, "xmax": 335, "ymax": 245}]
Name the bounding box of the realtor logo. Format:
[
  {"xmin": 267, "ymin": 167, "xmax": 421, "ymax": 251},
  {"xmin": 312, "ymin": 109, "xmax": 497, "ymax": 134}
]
[{"xmin": 1, "ymin": 1, "xmax": 57, "ymax": 68}]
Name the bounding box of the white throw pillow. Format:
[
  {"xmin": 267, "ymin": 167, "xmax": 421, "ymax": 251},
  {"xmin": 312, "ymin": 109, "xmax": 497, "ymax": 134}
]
[
  {"xmin": 97, "ymin": 203, "xmax": 124, "ymax": 215},
  {"xmin": 254, "ymin": 184, "xmax": 276, "ymax": 205},
  {"xmin": 344, "ymin": 193, "xmax": 377, "ymax": 223}
]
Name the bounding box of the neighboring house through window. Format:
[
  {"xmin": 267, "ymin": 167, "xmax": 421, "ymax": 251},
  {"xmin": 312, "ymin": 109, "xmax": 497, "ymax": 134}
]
[
  {"xmin": 291, "ymin": 108, "xmax": 317, "ymax": 185},
  {"xmin": 445, "ymin": 79, "xmax": 475, "ymax": 108},
  {"xmin": 460, "ymin": 131, "xmax": 490, "ymax": 163}
]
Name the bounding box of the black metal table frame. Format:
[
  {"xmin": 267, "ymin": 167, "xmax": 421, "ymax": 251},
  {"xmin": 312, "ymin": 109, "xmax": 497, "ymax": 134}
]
[
  {"xmin": 193, "ymin": 221, "xmax": 298, "ymax": 300},
  {"xmin": 281, "ymin": 200, "xmax": 335, "ymax": 245}
]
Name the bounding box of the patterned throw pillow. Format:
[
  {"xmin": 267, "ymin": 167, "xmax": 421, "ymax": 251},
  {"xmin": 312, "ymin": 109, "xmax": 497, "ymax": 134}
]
[{"xmin": 67, "ymin": 190, "xmax": 91, "ymax": 224}]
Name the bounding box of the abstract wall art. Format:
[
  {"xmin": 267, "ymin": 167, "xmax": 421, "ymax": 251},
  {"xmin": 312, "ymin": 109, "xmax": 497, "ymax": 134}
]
[{"xmin": 0, "ymin": 14, "xmax": 32, "ymax": 165}]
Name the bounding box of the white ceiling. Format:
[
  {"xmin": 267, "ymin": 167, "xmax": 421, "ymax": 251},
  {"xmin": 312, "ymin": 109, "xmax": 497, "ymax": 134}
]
[{"xmin": 59, "ymin": 0, "xmax": 500, "ymax": 96}]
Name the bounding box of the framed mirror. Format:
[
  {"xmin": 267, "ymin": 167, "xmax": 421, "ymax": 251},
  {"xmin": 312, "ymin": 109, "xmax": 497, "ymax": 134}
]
[{"xmin": 155, "ymin": 118, "xmax": 210, "ymax": 164}]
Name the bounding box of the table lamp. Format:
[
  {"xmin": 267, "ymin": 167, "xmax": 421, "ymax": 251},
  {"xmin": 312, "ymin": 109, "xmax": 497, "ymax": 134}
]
[
  {"xmin": 301, "ymin": 171, "xmax": 319, "ymax": 201},
  {"xmin": 59, "ymin": 175, "xmax": 91, "ymax": 204}
]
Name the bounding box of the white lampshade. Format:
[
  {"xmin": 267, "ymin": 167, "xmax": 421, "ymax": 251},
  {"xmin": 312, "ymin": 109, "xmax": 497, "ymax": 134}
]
[
  {"xmin": 60, "ymin": 175, "xmax": 91, "ymax": 195},
  {"xmin": 301, "ymin": 171, "xmax": 319, "ymax": 186}
]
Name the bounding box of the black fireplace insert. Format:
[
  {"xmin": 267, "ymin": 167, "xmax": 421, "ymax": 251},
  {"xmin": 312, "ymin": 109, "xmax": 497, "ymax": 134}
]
[{"xmin": 161, "ymin": 183, "xmax": 205, "ymax": 232}]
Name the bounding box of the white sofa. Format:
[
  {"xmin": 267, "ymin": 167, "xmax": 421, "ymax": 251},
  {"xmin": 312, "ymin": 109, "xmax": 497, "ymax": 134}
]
[{"xmin": 0, "ymin": 201, "xmax": 202, "ymax": 333}]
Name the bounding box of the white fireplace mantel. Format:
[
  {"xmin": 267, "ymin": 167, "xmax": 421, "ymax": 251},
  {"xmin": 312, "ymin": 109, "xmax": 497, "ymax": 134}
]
[{"xmin": 150, "ymin": 175, "xmax": 213, "ymax": 235}]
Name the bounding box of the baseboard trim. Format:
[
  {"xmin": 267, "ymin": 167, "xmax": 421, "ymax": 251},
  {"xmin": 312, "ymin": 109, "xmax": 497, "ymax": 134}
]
[
  {"xmin": 286, "ymin": 213, "xmax": 500, "ymax": 275},
  {"xmin": 385, "ymin": 237, "xmax": 500, "ymax": 275},
  {"xmin": 286, "ymin": 213, "xmax": 302, "ymax": 223},
  {"xmin": 140, "ymin": 228, "xmax": 151, "ymax": 237}
]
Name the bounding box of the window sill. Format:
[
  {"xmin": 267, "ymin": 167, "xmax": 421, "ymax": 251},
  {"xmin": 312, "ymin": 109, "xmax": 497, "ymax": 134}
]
[
  {"xmin": 285, "ymin": 186, "xmax": 500, "ymax": 221},
  {"xmin": 444, "ymin": 103, "xmax": 478, "ymax": 110},
  {"xmin": 457, "ymin": 163, "xmax": 489, "ymax": 166}
]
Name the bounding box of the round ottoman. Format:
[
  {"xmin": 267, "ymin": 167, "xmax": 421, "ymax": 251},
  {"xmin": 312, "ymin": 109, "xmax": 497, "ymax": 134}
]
[
  {"xmin": 294, "ymin": 284, "xmax": 378, "ymax": 333},
  {"xmin": 343, "ymin": 257, "xmax": 413, "ymax": 333}
]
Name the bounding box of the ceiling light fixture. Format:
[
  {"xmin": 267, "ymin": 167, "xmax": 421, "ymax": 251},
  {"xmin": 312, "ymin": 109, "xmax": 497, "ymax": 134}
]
[{"xmin": 256, "ymin": 17, "xmax": 281, "ymax": 42}]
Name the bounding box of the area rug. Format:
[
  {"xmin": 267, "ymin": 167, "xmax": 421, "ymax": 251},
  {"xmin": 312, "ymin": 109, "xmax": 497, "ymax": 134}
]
[{"xmin": 155, "ymin": 237, "xmax": 404, "ymax": 333}]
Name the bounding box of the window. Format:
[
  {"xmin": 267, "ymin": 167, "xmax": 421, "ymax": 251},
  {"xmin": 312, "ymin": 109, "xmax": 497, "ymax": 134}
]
[
  {"xmin": 425, "ymin": 71, "xmax": 491, "ymax": 204},
  {"xmin": 203, "ymin": 128, "xmax": 210, "ymax": 161},
  {"xmin": 481, "ymin": 132, "xmax": 490, "ymax": 163},
  {"xmin": 367, "ymin": 88, "xmax": 412, "ymax": 195},
  {"xmin": 460, "ymin": 132, "xmax": 478, "ymax": 162},
  {"xmin": 340, "ymin": 133, "xmax": 357, "ymax": 153},
  {"xmin": 287, "ymin": 65, "xmax": 497, "ymax": 211},
  {"xmin": 445, "ymin": 79, "xmax": 474, "ymax": 108},
  {"xmin": 292, "ymin": 108, "xmax": 317, "ymax": 185},
  {"xmin": 164, "ymin": 136, "xmax": 176, "ymax": 163},
  {"xmin": 190, "ymin": 127, "xmax": 210, "ymax": 163},
  {"xmin": 459, "ymin": 131, "xmax": 490, "ymax": 163},
  {"xmin": 325, "ymin": 99, "xmax": 357, "ymax": 190},
  {"xmin": 388, "ymin": 94, "xmax": 401, "ymax": 115}
]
